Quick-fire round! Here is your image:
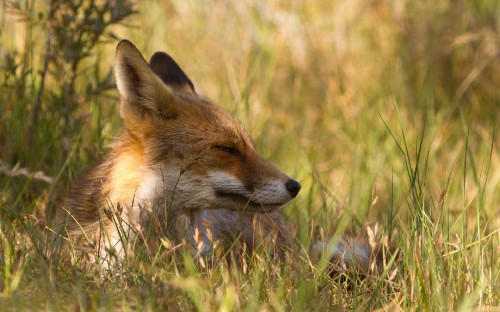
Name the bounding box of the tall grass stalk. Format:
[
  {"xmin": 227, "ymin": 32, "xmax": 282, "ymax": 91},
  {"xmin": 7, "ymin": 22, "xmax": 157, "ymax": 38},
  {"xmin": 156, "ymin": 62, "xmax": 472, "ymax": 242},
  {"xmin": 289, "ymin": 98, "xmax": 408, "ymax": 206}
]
[{"xmin": 0, "ymin": 0, "xmax": 498, "ymax": 310}]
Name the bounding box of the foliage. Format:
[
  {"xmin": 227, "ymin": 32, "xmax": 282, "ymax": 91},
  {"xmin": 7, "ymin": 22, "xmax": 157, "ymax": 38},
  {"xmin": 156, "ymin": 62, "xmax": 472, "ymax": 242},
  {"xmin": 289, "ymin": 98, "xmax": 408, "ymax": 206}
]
[{"xmin": 0, "ymin": 0, "xmax": 498, "ymax": 310}]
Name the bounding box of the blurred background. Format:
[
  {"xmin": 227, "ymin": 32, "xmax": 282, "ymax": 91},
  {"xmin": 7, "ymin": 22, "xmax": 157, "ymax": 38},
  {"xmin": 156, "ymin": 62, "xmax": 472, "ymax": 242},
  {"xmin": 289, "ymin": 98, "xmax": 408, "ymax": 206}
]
[
  {"xmin": 0, "ymin": 0, "xmax": 498, "ymax": 308},
  {"xmin": 1, "ymin": 0, "xmax": 499, "ymax": 232}
]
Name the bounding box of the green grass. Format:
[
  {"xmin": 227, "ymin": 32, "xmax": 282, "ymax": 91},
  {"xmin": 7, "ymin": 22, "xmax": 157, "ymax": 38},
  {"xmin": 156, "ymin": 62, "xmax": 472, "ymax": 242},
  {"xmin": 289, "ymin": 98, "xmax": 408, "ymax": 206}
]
[{"xmin": 1, "ymin": 0, "xmax": 499, "ymax": 310}]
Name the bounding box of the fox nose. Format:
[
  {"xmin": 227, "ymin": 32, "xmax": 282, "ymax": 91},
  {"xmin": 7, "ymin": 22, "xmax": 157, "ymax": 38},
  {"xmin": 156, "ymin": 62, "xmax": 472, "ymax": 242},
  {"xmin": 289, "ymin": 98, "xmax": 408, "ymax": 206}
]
[{"xmin": 285, "ymin": 179, "xmax": 301, "ymax": 198}]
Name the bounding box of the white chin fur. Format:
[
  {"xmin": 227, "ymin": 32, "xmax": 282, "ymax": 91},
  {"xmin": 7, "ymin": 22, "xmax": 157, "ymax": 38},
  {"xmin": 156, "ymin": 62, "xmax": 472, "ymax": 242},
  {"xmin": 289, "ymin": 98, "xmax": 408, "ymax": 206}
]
[
  {"xmin": 136, "ymin": 167, "xmax": 218, "ymax": 211},
  {"xmin": 207, "ymin": 171, "xmax": 291, "ymax": 205},
  {"xmin": 135, "ymin": 168, "xmax": 290, "ymax": 212}
]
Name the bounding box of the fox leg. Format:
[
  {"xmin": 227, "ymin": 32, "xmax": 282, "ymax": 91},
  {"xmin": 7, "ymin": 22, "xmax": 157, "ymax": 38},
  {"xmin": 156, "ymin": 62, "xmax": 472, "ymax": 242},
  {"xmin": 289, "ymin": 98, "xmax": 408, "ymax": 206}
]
[
  {"xmin": 176, "ymin": 209, "xmax": 385, "ymax": 274},
  {"xmin": 310, "ymin": 238, "xmax": 376, "ymax": 273},
  {"xmin": 177, "ymin": 209, "xmax": 292, "ymax": 258}
]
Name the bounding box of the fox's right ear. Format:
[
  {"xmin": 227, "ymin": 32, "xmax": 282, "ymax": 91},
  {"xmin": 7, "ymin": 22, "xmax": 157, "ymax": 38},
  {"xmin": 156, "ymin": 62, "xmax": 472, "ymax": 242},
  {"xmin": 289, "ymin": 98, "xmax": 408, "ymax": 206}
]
[
  {"xmin": 114, "ymin": 40, "xmax": 186, "ymax": 125},
  {"xmin": 149, "ymin": 52, "xmax": 196, "ymax": 95}
]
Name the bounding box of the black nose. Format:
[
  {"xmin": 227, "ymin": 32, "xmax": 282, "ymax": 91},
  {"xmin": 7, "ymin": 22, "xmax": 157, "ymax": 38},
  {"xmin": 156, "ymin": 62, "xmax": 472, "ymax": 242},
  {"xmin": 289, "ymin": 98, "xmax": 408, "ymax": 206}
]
[{"xmin": 285, "ymin": 179, "xmax": 301, "ymax": 198}]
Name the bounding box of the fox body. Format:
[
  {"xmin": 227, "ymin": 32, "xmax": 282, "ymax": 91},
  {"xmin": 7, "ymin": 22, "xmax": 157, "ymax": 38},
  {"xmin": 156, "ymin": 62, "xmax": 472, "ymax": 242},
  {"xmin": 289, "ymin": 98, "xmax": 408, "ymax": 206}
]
[
  {"xmin": 59, "ymin": 40, "xmax": 300, "ymax": 266},
  {"xmin": 59, "ymin": 40, "xmax": 378, "ymax": 272}
]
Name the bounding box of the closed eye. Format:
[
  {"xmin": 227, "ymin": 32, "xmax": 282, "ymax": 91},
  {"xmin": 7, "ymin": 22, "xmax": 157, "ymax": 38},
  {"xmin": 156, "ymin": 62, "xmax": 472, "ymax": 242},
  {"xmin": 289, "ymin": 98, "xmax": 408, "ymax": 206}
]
[{"xmin": 214, "ymin": 145, "xmax": 240, "ymax": 156}]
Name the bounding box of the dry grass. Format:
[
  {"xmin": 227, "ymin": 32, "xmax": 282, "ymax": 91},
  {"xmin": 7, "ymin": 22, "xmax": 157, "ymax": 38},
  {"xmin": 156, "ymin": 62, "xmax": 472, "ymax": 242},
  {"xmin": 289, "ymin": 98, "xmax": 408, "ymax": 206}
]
[{"xmin": 0, "ymin": 0, "xmax": 498, "ymax": 310}]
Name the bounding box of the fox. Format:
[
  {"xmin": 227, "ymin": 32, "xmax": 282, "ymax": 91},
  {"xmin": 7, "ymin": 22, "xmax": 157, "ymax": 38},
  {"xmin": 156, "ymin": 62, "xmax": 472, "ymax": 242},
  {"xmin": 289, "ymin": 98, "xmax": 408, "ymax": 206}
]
[{"xmin": 56, "ymin": 40, "xmax": 381, "ymax": 272}]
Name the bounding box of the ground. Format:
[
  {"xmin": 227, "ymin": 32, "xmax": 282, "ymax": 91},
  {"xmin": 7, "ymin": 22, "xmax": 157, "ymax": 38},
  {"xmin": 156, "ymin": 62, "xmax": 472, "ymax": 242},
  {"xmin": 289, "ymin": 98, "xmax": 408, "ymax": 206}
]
[{"xmin": 0, "ymin": 0, "xmax": 498, "ymax": 310}]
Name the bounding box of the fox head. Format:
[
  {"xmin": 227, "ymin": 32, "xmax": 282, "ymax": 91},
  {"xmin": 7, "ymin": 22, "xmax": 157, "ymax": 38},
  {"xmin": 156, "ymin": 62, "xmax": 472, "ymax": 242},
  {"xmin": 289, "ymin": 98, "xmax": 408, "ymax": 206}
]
[{"xmin": 113, "ymin": 40, "xmax": 300, "ymax": 213}]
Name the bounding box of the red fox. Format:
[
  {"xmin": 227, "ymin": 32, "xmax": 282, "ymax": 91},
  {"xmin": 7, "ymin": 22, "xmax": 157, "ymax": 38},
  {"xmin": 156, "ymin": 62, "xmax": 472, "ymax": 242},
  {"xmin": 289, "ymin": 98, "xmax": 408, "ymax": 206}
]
[{"xmin": 57, "ymin": 40, "xmax": 380, "ymax": 272}]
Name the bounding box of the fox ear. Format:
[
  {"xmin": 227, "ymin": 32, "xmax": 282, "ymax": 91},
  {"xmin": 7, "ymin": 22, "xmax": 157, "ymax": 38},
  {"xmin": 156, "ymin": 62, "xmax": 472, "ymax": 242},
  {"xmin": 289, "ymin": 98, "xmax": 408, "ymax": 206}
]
[
  {"xmin": 149, "ymin": 52, "xmax": 196, "ymax": 95},
  {"xmin": 114, "ymin": 40, "xmax": 184, "ymax": 123}
]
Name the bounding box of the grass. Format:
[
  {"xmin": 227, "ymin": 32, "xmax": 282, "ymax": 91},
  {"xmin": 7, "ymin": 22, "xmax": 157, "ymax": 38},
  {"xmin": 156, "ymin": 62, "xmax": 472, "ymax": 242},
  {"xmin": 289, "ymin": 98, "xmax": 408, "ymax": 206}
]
[{"xmin": 0, "ymin": 0, "xmax": 499, "ymax": 310}]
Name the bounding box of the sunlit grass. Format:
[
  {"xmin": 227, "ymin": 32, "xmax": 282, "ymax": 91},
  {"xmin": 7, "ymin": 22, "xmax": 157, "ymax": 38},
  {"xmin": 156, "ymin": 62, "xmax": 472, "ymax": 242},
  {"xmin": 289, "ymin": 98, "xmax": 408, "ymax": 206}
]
[{"xmin": 0, "ymin": 0, "xmax": 498, "ymax": 310}]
